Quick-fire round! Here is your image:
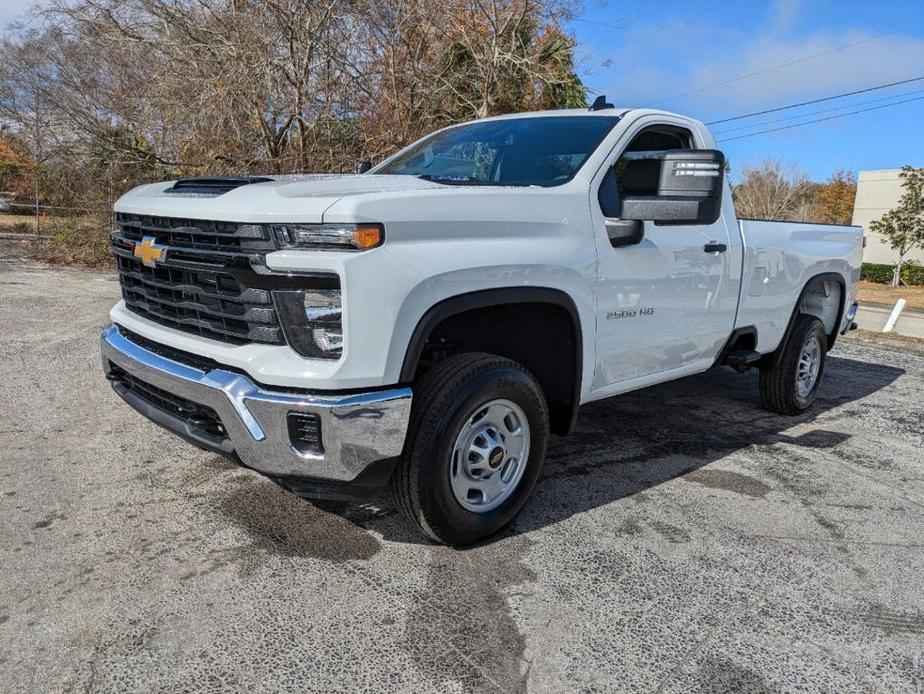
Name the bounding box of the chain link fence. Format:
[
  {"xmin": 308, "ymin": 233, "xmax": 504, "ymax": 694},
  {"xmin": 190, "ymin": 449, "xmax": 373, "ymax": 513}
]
[{"xmin": 0, "ymin": 195, "xmax": 113, "ymax": 267}]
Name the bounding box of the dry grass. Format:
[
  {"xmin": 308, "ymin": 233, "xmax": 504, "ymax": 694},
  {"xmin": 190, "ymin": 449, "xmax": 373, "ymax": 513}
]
[
  {"xmin": 0, "ymin": 213, "xmax": 112, "ymax": 269},
  {"xmin": 0, "ymin": 213, "xmax": 36, "ymax": 231},
  {"xmin": 858, "ymin": 280, "xmax": 924, "ymax": 311}
]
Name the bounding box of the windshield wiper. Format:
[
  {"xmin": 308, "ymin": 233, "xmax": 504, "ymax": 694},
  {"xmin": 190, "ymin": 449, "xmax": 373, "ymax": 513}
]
[{"xmin": 417, "ymin": 174, "xmax": 483, "ymax": 185}]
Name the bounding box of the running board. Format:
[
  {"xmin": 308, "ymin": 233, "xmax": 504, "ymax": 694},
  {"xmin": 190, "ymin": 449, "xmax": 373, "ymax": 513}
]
[{"xmin": 723, "ymin": 349, "xmax": 762, "ymax": 373}]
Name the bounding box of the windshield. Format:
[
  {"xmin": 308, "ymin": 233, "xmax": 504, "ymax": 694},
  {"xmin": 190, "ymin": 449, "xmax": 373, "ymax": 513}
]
[{"xmin": 374, "ymin": 116, "xmax": 620, "ymax": 187}]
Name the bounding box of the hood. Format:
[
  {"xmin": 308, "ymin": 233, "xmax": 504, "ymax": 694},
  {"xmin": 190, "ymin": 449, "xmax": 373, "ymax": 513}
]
[{"xmin": 114, "ymin": 174, "xmax": 445, "ymax": 223}]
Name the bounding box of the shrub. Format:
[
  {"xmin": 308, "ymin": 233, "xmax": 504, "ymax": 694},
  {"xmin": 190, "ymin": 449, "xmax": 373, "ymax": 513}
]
[
  {"xmin": 903, "ymin": 260, "xmax": 924, "ymax": 286},
  {"xmin": 861, "ymin": 263, "xmax": 894, "ymax": 284},
  {"xmin": 860, "ymin": 261, "xmax": 924, "ymax": 285}
]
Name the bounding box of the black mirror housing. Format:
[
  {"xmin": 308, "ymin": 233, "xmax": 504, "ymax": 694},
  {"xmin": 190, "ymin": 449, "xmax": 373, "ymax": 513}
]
[
  {"xmin": 356, "ymin": 160, "xmax": 372, "ymax": 174},
  {"xmin": 657, "ymin": 149, "xmax": 725, "ymax": 198},
  {"xmin": 620, "ymin": 149, "xmax": 725, "ymax": 225},
  {"xmin": 621, "ymin": 196, "xmax": 720, "ymax": 225},
  {"xmin": 605, "ymin": 219, "xmax": 644, "ymax": 248}
]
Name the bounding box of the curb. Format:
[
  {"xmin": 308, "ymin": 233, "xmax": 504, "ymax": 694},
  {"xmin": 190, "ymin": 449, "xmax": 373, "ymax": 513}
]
[{"xmin": 855, "ymin": 304, "xmax": 924, "ymax": 338}]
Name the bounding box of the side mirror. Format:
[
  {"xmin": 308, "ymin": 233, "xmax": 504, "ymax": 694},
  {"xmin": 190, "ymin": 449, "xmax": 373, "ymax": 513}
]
[
  {"xmin": 620, "ymin": 149, "xmax": 725, "ymax": 226},
  {"xmin": 356, "ymin": 160, "xmax": 372, "ymax": 174},
  {"xmin": 605, "ymin": 219, "xmax": 644, "ymax": 248},
  {"xmin": 598, "ymin": 168, "xmax": 645, "ymax": 247}
]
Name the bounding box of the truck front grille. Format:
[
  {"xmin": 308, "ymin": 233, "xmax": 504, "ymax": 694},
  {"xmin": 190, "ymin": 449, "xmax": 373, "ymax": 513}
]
[
  {"xmin": 115, "ymin": 255, "xmax": 282, "ymax": 345},
  {"xmin": 112, "ymin": 214, "xmax": 284, "ymax": 345},
  {"xmin": 111, "ymin": 213, "xmax": 340, "ymax": 349},
  {"xmin": 115, "ymin": 212, "xmax": 276, "ymax": 253}
]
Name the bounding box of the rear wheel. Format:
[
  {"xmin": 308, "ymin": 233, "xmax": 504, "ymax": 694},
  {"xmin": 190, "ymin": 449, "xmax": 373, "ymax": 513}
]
[
  {"xmin": 759, "ymin": 315, "xmax": 828, "ymax": 415},
  {"xmin": 392, "ymin": 352, "xmax": 549, "ymax": 546}
]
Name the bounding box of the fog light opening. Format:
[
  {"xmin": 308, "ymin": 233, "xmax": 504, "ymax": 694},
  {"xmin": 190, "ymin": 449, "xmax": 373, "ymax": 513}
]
[{"xmin": 287, "ymin": 411, "xmax": 324, "ymax": 455}]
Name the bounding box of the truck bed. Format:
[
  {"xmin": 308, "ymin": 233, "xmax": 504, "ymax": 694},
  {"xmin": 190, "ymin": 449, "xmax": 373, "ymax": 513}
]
[{"xmin": 734, "ymin": 219, "xmax": 864, "ymax": 354}]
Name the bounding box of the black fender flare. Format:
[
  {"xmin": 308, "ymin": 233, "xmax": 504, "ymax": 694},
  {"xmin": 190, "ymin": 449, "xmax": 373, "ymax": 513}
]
[{"xmin": 399, "ymin": 287, "xmax": 584, "ymax": 435}]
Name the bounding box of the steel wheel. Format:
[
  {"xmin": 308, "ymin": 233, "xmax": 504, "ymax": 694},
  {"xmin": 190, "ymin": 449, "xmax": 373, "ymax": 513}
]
[
  {"xmin": 796, "ymin": 334, "xmax": 822, "ymax": 397},
  {"xmin": 449, "ymin": 398, "xmax": 531, "ymax": 513}
]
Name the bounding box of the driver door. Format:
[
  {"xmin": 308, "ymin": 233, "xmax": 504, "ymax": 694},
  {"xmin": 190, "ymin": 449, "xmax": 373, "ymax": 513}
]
[{"xmin": 590, "ymin": 121, "xmax": 739, "ymax": 392}]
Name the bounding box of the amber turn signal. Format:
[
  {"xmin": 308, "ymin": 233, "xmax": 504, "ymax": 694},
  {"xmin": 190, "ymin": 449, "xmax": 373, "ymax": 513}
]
[{"xmin": 352, "ymin": 225, "xmax": 384, "ymax": 249}]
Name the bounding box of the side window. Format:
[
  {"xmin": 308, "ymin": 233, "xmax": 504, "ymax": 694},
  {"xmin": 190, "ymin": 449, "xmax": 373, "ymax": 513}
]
[
  {"xmin": 615, "ymin": 126, "xmax": 695, "ymax": 197},
  {"xmin": 598, "ymin": 124, "xmax": 696, "ymax": 218}
]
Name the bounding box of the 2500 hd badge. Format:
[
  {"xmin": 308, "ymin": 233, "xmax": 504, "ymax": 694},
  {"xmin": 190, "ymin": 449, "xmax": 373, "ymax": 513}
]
[{"xmin": 607, "ymin": 307, "xmax": 655, "ymax": 319}]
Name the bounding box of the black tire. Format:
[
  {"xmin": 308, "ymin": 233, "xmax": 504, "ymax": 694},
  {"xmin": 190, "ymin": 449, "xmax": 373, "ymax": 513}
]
[
  {"xmin": 759, "ymin": 315, "xmax": 828, "ymax": 415},
  {"xmin": 392, "ymin": 352, "xmax": 549, "ymax": 546}
]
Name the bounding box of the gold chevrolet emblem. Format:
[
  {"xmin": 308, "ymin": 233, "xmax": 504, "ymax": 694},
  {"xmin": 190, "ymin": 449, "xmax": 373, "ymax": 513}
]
[{"xmin": 133, "ymin": 236, "xmax": 167, "ymax": 267}]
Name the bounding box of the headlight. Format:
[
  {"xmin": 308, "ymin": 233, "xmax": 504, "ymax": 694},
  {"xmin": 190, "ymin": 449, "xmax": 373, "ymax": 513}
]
[
  {"xmin": 270, "ymin": 223, "xmax": 384, "ymax": 251},
  {"xmin": 274, "ymin": 289, "xmax": 343, "ymax": 359}
]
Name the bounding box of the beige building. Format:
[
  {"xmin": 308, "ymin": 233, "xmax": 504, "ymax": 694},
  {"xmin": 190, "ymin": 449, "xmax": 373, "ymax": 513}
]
[{"xmin": 852, "ymin": 168, "xmax": 924, "ymax": 265}]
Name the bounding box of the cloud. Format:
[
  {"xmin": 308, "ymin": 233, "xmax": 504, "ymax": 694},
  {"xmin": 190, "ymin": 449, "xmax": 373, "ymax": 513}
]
[
  {"xmin": 685, "ymin": 31, "xmax": 924, "ymax": 115},
  {"xmin": 770, "ymin": 0, "xmax": 802, "ymax": 34},
  {"xmin": 594, "ymin": 24, "xmax": 924, "ymax": 120}
]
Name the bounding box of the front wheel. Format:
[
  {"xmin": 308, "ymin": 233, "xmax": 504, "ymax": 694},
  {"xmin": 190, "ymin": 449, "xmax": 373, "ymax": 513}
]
[
  {"xmin": 759, "ymin": 315, "xmax": 828, "ymax": 415},
  {"xmin": 392, "ymin": 353, "xmax": 549, "ymax": 546}
]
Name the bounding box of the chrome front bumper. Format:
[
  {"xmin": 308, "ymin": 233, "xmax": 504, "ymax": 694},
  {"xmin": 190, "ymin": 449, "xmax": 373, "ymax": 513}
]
[{"xmin": 100, "ymin": 324, "xmax": 412, "ymax": 482}]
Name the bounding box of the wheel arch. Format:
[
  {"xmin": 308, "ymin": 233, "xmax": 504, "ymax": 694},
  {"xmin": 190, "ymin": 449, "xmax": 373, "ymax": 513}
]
[
  {"xmin": 798, "ymin": 272, "xmax": 847, "ymax": 346},
  {"xmin": 765, "ymin": 271, "xmax": 847, "ymax": 367},
  {"xmin": 399, "ymin": 287, "xmax": 583, "ymax": 436}
]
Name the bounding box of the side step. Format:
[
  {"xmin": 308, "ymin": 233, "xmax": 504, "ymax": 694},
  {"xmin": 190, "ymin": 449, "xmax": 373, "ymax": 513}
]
[{"xmin": 724, "ymin": 349, "xmax": 762, "ymax": 373}]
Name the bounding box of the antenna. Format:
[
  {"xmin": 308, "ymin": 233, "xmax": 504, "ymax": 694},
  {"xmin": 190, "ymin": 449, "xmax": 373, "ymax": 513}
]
[{"xmin": 589, "ymin": 95, "xmax": 615, "ymax": 111}]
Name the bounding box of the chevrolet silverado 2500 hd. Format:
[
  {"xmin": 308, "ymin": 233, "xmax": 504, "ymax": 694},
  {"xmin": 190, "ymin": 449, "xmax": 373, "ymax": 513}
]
[{"xmin": 101, "ymin": 103, "xmax": 862, "ymax": 545}]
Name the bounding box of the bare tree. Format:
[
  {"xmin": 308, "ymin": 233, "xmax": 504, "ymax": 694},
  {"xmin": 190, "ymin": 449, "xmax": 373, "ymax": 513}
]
[
  {"xmin": 732, "ymin": 160, "xmax": 814, "ymax": 222},
  {"xmin": 0, "ymin": 0, "xmax": 585, "ymax": 216},
  {"xmin": 352, "ymin": 0, "xmax": 585, "ymax": 160}
]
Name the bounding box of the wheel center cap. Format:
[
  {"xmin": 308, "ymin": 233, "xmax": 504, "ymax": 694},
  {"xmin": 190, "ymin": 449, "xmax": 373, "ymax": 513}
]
[{"xmin": 488, "ymin": 446, "xmax": 505, "ymax": 468}]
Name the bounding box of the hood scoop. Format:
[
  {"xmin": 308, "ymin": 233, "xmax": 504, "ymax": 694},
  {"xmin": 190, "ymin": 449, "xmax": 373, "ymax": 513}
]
[{"xmin": 165, "ymin": 176, "xmax": 274, "ymax": 196}]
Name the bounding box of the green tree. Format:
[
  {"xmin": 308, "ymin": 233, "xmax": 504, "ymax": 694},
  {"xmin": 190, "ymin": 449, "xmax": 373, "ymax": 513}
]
[
  {"xmin": 810, "ymin": 169, "xmax": 856, "ymax": 225},
  {"xmin": 869, "ymin": 166, "xmax": 924, "ymax": 286}
]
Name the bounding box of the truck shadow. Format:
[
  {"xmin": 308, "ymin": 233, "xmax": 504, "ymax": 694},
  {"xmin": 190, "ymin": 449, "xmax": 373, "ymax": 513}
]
[
  {"xmin": 353, "ymin": 353, "xmax": 904, "ymax": 545},
  {"xmin": 510, "ymin": 354, "xmax": 904, "ymax": 538}
]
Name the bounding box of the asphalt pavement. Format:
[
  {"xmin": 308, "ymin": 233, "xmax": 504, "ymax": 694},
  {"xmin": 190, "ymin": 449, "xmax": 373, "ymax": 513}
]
[{"xmin": 1, "ymin": 251, "xmax": 923, "ymax": 693}]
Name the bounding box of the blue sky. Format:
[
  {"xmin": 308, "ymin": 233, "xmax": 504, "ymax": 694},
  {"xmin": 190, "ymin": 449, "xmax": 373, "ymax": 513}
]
[{"xmin": 570, "ymin": 0, "xmax": 924, "ymax": 181}]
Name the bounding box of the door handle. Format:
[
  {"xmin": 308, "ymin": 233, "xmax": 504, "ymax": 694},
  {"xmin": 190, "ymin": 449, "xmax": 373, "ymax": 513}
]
[{"xmin": 703, "ymin": 242, "xmax": 727, "ymax": 253}]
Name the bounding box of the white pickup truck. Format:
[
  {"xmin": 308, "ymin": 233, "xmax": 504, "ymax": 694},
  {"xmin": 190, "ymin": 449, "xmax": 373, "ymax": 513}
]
[{"xmin": 101, "ymin": 102, "xmax": 862, "ymax": 545}]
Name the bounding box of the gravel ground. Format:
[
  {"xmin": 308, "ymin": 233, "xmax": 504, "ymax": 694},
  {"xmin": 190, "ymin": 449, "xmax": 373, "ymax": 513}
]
[{"xmin": 1, "ymin": 253, "xmax": 923, "ymax": 693}]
